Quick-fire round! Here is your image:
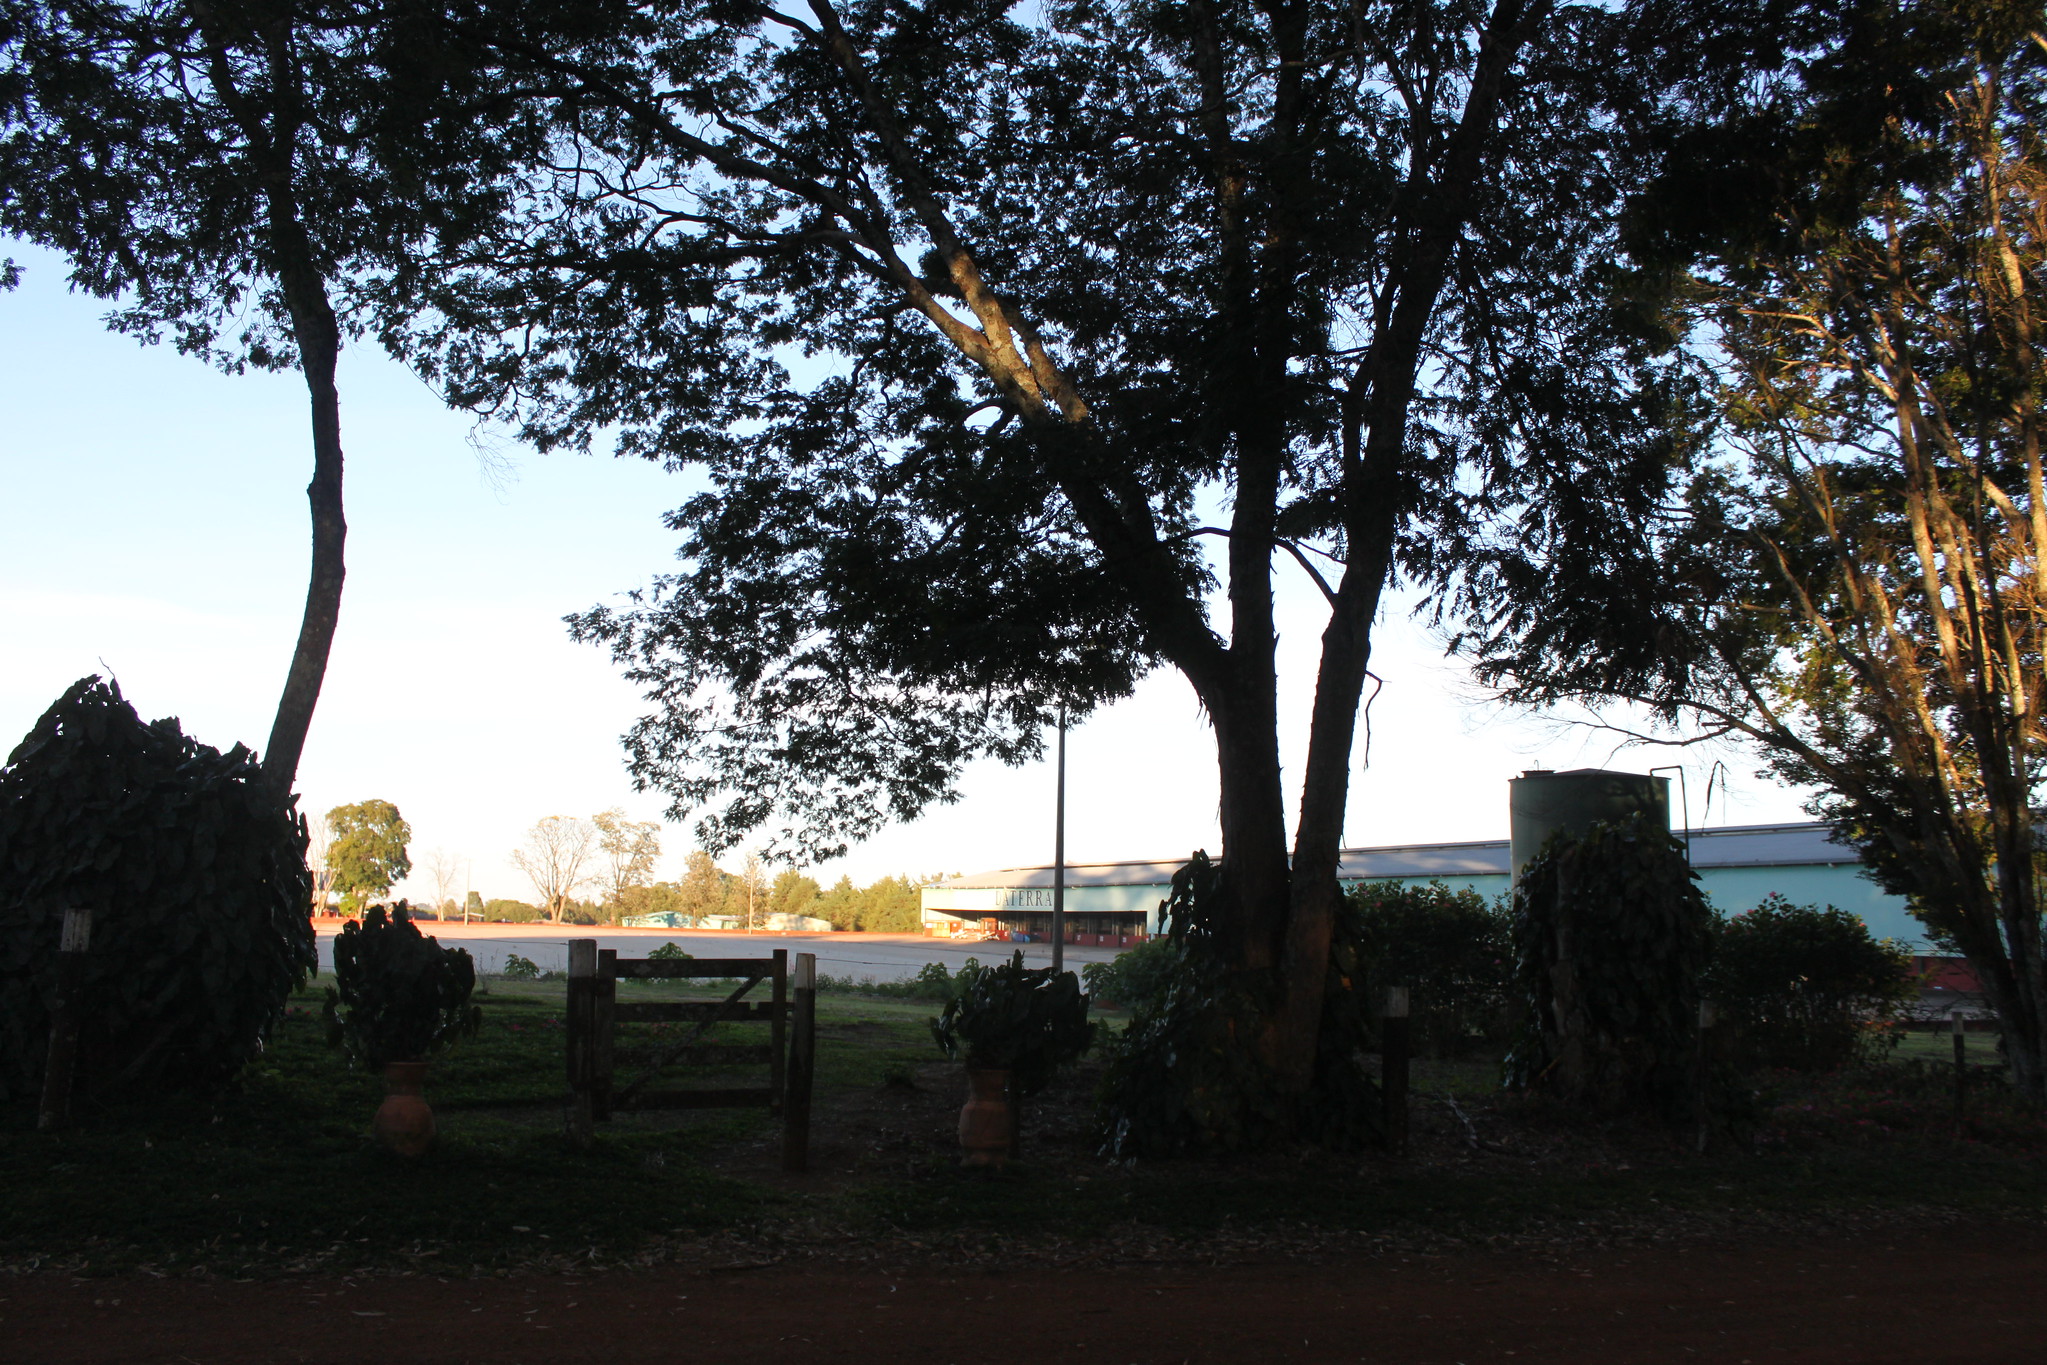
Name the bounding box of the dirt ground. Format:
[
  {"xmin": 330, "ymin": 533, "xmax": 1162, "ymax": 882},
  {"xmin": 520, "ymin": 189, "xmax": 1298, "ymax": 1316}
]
[{"xmin": 5, "ymin": 1222, "xmax": 2041, "ymax": 1364}]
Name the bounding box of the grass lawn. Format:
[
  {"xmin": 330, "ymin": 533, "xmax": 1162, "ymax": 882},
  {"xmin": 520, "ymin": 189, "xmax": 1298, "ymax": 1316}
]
[{"xmin": 5, "ymin": 979, "xmax": 2046, "ymax": 1275}]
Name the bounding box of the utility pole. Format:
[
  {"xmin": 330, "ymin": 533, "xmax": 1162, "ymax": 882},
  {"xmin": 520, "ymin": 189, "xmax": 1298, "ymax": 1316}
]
[{"xmin": 1052, "ymin": 705, "xmax": 1067, "ymax": 975}]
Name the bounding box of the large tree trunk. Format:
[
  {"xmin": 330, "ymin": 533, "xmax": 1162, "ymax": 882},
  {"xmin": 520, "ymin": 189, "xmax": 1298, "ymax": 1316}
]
[
  {"xmin": 1989, "ymin": 812, "xmax": 2047, "ymax": 1106},
  {"xmin": 190, "ymin": 11, "xmax": 348, "ymax": 801},
  {"xmin": 262, "ymin": 273, "xmax": 346, "ymax": 797},
  {"xmin": 1208, "ymin": 687, "xmax": 1294, "ymax": 975},
  {"xmin": 1273, "ymin": 559, "xmax": 1393, "ymax": 1089},
  {"xmin": 1162, "ymin": 0, "xmax": 1538, "ymax": 1101}
]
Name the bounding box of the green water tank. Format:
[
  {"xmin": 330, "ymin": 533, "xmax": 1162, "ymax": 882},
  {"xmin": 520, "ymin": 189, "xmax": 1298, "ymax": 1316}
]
[{"xmin": 1508, "ymin": 768, "xmax": 1671, "ymax": 881}]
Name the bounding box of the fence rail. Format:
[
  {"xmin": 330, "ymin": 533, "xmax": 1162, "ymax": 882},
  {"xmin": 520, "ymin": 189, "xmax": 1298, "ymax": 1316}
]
[{"xmin": 566, "ymin": 940, "xmax": 816, "ymax": 1171}]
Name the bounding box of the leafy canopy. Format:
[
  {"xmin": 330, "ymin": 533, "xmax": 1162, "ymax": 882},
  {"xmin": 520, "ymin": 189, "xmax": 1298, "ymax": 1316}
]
[
  {"xmin": 326, "ymin": 799, "xmax": 412, "ymax": 910},
  {"xmin": 1463, "ymin": 0, "xmax": 2047, "ymax": 1098},
  {"xmin": 386, "ymin": 0, "xmax": 1696, "ymax": 861},
  {"xmin": 0, "ymin": 0, "xmax": 539, "ymax": 374}
]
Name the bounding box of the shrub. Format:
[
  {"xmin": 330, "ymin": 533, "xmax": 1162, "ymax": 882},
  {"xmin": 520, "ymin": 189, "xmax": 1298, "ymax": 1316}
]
[
  {"xmin": 815, "ymin": 960, "xmax": 966, "ymax": 1001},
  {"xmin": 1080, "ymin": 936, "xmax": 1182, "ymax": 1011},
  {"xmin": 1097, "ymin": 852, "xmax": 1379, "ymax": 1156},
  {"xmin": 931, "ymin": 950, "xmax": 1092, "ymax": 1098},
  {"xmin": 483, "ymin": 899, "xmax": 541, "ymax": 923},
  {"xmin": 1348, "ymin": 880, "xmax": 1513, "ymax": 1057},
  {"xmin": 1505, "ymin": 812, "xmax": 1713, "ymax": 1122},
  {"xmin": 1705, "ymin": 895, "xmax": 1915, "ymax": 1071},
  {"xmin": 501, "ymin": 954, "xmax": 541, "ymax": 980},
  {"xmin": 647, "ymin": 942, "xmax": 693, "ymax": 961},
  {"xmin": 323, "ymin": 904, "xmax": 481, "ymax": 1070},
  {"xmin": 907, "ymin": 959, "xmax": 961, "ymax": 1001},
  {"xmin": 0, "ymin": 676, "xmax": 316, "ymax": 1101}
]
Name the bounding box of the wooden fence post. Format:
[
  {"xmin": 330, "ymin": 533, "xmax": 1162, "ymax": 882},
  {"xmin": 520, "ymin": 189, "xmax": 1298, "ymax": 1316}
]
[
  {"xmin": 1953, "ymin": 1010, "xmax": 1968, "ymax": 1125},
  {"xmin": 1381, "ymin": 985, "xmax": 1410, "ymax": 1156},
  {"xmin": 38, "ymin": 908, "xmax": 92, "ymax": 1132},
  {"xmin": 567, "ymin": 939, "xmax": 597, "ymax": 1148},
  {"xmin": 783, "ymin": 952, "xmax": 816, "ymax": 1173},
  {"xmin": 1696, "ymin": 999, "xmax": 1719, "ymax": 1154},
  {"xmin": 769, "ymin": 949, "xmax": 789, "ymax": 1117},
  {"xmin": 594, "ymin": 948, "xmax": 618, "ymax": 1123}
]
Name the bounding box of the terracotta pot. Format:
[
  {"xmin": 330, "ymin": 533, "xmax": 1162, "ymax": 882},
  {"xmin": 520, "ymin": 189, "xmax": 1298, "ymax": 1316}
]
[
  {"xmin": 958, "ymin": 1067, "xmax": 1013, "ymax": 1169},
  {"xmin": 373, "ymin": 1060, "xmax": 436, "ymax": 1157}
]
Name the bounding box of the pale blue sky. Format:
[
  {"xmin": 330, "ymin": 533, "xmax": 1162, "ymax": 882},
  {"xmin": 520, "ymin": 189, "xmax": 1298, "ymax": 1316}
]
[{"xmin": 0, "ymin": 241, "xmax": 1810, "ymax": 902}]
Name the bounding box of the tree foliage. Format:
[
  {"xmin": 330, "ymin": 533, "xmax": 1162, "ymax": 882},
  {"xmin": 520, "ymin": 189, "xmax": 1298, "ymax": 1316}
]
[
  {"xmin": 510, "ymin": 814, "xmax": 595, "ymax": 922},
  {"xmin": 592, "ymin": 808, "xmax": 662, "ymax": 909},
  {"xmin": 675, "ymin": 849, "xmax": 729, "ymax": 923},
  {"xmin": 481, "ymin": 897, "xmax": 543, "ymax": 923},
  {"xmin": 325, "ymin": 799, "xmax": 412, "ymax": 911},
  {"xmin": 0, "ymin": 676, "xmax": 315, "ymax": 1101},
  {"xmin": 769, "ymin": 868, "xmax": 822, "ymax": 921}
]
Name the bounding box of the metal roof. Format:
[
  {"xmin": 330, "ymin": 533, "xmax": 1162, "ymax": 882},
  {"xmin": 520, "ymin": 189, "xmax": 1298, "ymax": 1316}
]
[
  {"xmin": 1339, "ymin": 840, "xmax": 1512, "ymax": 878},
  {"xmin": 1676, "ymin": 821, "xmax": 1861, "ymax": 868},
  {"xmin": 930, "ymin": 821, "xmax": 1858, "ymax": 890},
  {"xmin": 937, "ymin": 858, "xmax": 1194, "ymax": 890}
]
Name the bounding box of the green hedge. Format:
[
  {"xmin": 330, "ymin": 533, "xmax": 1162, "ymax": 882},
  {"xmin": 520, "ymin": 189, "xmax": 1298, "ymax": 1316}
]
[
  {"xmin": 1705, "ymin": 894, "xmax": 1914, "ymax": 1071},
  {"xmin": 1347, "ymin": 880, "xmax": 1513, "ymax": 1057}
]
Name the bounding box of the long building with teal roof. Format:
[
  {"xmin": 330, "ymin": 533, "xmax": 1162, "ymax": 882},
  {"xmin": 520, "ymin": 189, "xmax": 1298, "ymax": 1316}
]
[{"xmin": 919, "ymin": 821, "xmax": 1923, "ymax": 950}]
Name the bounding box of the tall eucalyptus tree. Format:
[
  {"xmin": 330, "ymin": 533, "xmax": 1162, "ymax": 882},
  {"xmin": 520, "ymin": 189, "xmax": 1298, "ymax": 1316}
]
[{"xmin": 1473, "ymin": 0, "xmax": 2047, "ymax": 1102}]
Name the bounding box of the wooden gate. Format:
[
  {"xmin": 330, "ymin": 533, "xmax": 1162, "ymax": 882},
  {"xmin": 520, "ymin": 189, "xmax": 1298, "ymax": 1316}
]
[{"xmin": 565, "ymin": 940, "xmax": 816, "ymax": 1171}]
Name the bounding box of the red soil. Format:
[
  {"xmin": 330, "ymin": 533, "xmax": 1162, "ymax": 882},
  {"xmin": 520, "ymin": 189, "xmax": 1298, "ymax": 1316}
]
[{"xmin": 6, "ymin": 1223, "xmax": 2041, "ymax": 1364}]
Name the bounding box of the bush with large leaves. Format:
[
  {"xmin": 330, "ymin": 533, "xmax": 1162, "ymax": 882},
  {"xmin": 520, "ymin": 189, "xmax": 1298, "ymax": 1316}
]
[
  {"xmin": 0, "ymin": 676, "xmax": 315, "ymax": 1102},
  {"xmin": 323, "ymin": 904, "xmax": 480, "ymax": 1071},
  {"xmin": 930, "ymin": 951, "xmax": 1091, "ymax": 1100}
]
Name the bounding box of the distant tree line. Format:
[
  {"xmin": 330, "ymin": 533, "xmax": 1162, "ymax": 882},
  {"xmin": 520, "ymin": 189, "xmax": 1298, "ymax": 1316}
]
[
  {"xmin": 616, "ymin": 854, "xmax": 933, "ymax": 933},
  {"xmin": 309, "ymin": 801, "xmax": 936, "ymax": 931}
]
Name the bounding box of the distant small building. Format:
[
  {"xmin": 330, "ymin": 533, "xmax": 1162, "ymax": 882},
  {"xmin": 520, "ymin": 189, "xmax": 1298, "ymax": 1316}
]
[
  {"xmin": 621, "ymin": 911, "xmax": 694, "ymax": 929},
  {"xmin": 921, "ymin": 821, "xmax": 1926, "ymax": 951},
  {"xmin": 763, "ymin": 912, "xmax": 834, "ymax": 933},
  {"xmin": 923, "ymin": 858, "xmax": 1185, "ymax": 946}
]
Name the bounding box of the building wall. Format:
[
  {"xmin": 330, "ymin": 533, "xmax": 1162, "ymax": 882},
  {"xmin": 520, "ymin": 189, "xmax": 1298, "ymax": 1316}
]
[
  {"xmin": 922, "ymin": 883, "xmax": 1160, "ymax": 929},
  {"xmin": 925, "ymin": 861, "xmax": 1925, "ymax": 947},
  {"xmin": 1694, "ymin": 866, "xmax": 1920, "ymax": 944},
  {"xmin": 1370, "ymin": 874, "xmax": 1508, "ymax": 903},
  {"xmin": 1369, "ymin": 866, "xmax": 1920, "ymax": 946}
]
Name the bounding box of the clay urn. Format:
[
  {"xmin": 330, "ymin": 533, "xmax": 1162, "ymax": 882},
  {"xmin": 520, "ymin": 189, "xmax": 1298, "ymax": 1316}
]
[
  {"xmin": 373, "ymin": 1060, "xmax": 436, "ymax": 1157},
  {"xmin": 958, "ymin": 1066, "xmax": 1013, "ymax": 1169}
]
